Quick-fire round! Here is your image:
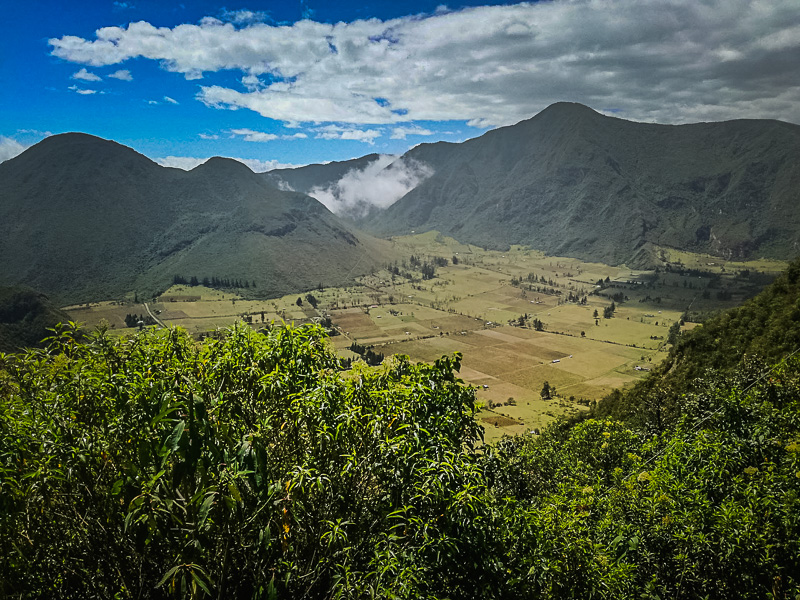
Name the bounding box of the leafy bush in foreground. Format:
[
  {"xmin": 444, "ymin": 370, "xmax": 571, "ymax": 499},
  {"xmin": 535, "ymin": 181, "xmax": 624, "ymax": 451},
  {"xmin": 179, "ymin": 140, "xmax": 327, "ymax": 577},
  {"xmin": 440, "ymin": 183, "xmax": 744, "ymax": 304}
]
[
  {"xmin": 489, "ymin": 360, "xmax": 800, "ymax": 598},
  {"xmin": 0, "ymin": 323, "xmax": 489, "ymax": 599},
  {"xmin": 1, "ymin": 322, "xmax": 799, "ymax": 598}
]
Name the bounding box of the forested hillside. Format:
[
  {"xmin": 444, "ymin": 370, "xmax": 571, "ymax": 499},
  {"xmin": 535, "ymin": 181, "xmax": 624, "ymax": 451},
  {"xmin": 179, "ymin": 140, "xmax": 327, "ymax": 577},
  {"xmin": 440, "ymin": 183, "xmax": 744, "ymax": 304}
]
[
  {"xmin": 596, "ymin": 258, "xmax": 800, "ymax": 426},
  {"xmin": 0, "ymin": 286, "xmax": 73, "ymax": 353},
  {"xmin": 2, "ymin": 308, "xmax": 799, "ymax": 597}
]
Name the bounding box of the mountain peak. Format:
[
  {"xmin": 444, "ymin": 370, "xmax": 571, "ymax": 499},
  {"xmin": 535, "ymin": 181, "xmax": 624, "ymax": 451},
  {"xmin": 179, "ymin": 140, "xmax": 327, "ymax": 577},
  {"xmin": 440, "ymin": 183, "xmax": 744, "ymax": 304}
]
[
  {"xmin": 30, "ymin": 132, "xmax": 146, "ymax": 155},
  {"xmin": 370, "ymin": 104, "xmax": 800, "ymax": 266},
  {"xmin": 2, "ymin": 131, "xmax": 157, "ymax": 171},
  {"xmin": 537, "ymin": 102, "xmax": 602, "ymax": 119},
  {"xmin": 192, "ymin": 156, "xmax": 254, "ymax": 176}
]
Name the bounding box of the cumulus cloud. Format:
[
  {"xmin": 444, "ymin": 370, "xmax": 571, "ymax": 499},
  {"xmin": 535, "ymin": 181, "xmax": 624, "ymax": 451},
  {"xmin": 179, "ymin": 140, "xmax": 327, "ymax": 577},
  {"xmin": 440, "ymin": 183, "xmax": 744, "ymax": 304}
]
[
  {"xmin": 108, "ymin": 69, "xmax": 133, "ymax": 80},
  {"xmin": 69, "ymin": 85, "xmax": 98, "ymax": 95},
  {"xmin": 391, "ymin": 125, "xmax": 434, "ymax": 139},
  {"xmin": 230, "ymin": 128, "xmax": 309, "ymax": 141},
  {"xmin": 307, "ymin": 155, "xmax": 433, "ymax": 218},
  {"xmin": 72, "ymin": 67, "xmax": 101, "ymax": 81},
  {"xmin": 155, "ymin": 155, "xmax": 301, "ymax": 171},
  {"xmin": 231, "ymin": 128, "xmax": 278, "ymax": 142},
  {"xmin": 48, "ymin": 1, "xmax": 800, "ymax": 126},
  {"xmin": 0, "ymin": 136, "xmax": 28, "ymax": 163},
  {"xmin": 314, "ymin": 125, "xmax": 382, "ymax": 144}
]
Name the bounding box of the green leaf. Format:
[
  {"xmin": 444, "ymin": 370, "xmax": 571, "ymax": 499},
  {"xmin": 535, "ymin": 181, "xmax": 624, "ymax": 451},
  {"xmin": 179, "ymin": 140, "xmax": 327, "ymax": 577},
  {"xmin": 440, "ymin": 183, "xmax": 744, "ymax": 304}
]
[
  {"xmin": 198, "ymin": 493, "xmax": 215, "ymax": 531},
  {"xmin": 165, "ymin": 420, "xmax": 185, "ymax": 453},
  {"xmin": 191, "ymin": 568, "xmax": 211, "ymax": 595},
  {"xmin": 157, "ymin": 565, "xmax": 181, "ymax": 587}
]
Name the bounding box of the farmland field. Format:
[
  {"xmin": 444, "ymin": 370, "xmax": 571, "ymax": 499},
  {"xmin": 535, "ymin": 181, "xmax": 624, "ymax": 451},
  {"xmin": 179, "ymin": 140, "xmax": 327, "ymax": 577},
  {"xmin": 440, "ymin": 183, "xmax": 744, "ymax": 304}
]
[{"xmin": 66, "ymin": 233, "xmax": 786, "ymax": 443}]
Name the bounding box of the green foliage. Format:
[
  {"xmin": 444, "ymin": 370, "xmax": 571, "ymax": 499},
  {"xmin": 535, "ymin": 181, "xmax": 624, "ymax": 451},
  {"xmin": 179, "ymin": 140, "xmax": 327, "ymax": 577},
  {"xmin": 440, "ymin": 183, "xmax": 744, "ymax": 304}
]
[
  {"xmin": 0, "ymin": 285, "xmax": 74, "ymax": 353},
  {"xmin": 596, "ymin": 258, "xmax": 800, "ymax": 427},
  {"xmin": 0, "ymin": 322, "xmax": 487, "ymax": 598},
  {"xmin": 2, "ymin": 319, "xmax": 800, "ymax": 598},
  {"xmin": 486, "ymin": 360, "xmax": 800, "ymax": 598}
]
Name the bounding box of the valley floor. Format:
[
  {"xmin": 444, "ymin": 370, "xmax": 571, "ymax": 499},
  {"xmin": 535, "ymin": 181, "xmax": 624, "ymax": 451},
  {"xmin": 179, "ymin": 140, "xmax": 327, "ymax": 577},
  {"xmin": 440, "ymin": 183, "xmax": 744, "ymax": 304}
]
[{"xmin": 65, "ymin": 233, "xmax": 785, "ymax": 442}]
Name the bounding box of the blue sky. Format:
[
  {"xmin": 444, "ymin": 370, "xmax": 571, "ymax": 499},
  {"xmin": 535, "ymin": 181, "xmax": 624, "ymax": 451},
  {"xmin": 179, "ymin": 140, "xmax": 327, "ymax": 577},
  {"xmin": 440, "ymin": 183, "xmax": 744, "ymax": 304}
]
[{"xmin": 2, "ymin": 0, "xmax": 799, "ymax": 170}]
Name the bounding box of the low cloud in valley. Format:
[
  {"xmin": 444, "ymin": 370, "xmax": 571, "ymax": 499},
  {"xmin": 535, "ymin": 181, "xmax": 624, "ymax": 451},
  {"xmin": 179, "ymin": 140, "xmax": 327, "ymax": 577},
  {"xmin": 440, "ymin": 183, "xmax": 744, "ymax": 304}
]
[{"xmin": 307, "ymin": 155, "xmax": 433, "ymax": 218}]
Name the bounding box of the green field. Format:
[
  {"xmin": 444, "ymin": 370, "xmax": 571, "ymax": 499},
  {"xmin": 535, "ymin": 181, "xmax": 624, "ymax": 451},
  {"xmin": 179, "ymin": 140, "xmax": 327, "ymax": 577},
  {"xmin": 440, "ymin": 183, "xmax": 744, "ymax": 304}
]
[{"xmin": 66, "ymin": 233, "xmax": 786, "ymax": 442}]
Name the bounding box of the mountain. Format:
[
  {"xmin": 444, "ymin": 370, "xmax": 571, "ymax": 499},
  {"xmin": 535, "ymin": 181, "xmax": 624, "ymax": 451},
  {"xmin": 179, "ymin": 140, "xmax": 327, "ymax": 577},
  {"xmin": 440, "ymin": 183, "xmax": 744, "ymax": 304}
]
[
  {"xmin": 0, "ymin": 286, "xmax": 73, "ymax": 352},
  {"xmin": 366, "ymin": 103, "xmax": 800, "ymax": 265},
  {"xmin": 264, "ymin": 154, "xmax": 381, "ymax": 194},
  {"xmin": 0, "ymin": 133, "xmax": 390, "ymax": 304}
]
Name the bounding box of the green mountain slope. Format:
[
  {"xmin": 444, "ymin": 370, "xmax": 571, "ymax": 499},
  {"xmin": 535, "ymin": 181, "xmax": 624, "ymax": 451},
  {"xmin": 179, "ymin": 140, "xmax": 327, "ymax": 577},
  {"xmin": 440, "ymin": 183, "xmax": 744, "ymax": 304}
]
[
  {"xmin": 596, "ymin": 258, "xmax": 800, "ymax": 425},
  {"xmin": 0, "ymin": 286, "xmax": 73, "ymax": 352},
  {"xmin": 0, "ymin": 134, "xmax": 390, "ymax": 304},
  {"xmin": 367, "ymin": 103, "xmax": 800, "ymax": 265}
]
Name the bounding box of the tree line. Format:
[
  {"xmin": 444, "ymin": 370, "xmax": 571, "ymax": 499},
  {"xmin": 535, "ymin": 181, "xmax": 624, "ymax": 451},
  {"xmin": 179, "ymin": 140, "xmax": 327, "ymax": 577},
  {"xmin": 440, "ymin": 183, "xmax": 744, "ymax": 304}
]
[{"xmin": 173, "ymin": 275, "xmax": 256, "ymax": 290}]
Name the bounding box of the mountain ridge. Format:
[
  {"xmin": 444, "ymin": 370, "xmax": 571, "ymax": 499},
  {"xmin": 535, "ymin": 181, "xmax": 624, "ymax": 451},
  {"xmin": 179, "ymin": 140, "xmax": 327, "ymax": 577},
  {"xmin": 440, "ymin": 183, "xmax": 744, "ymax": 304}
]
[
  {"xmin": 0, "ymin": 133, "xmax": 390, "ymax": 304},
  {"xmin": 365, "ymin": 103, "xmax": 800, "ymax": 265}
]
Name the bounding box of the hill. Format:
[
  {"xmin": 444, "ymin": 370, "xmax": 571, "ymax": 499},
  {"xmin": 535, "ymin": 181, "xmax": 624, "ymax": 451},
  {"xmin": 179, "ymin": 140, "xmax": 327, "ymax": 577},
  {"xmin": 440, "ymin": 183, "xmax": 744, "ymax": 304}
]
[
  {"xmin": 0, "ymin": 285, "xmax": 73, "ymax": 352},
  {"xmin": 366, "ymin": 103, "xmax": 800, "ymax": 266},
  {"xmin": 0, "ymin": 134, "xmax": 390, "ymax": 304},
  {"xmin": 596, "ymin": 257, "xmax": 800, "ymax": 426},
  {"xmin": 264, "ymin": 153, "xmax": 381, "ymax": 194}
]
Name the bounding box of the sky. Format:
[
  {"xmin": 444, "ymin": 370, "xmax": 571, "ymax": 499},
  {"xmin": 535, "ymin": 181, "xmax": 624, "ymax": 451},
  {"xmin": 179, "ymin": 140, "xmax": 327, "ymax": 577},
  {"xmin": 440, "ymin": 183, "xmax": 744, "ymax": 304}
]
[{"xmin": 1, "ymin": 0, "xmax": 799, "ymax": 171}]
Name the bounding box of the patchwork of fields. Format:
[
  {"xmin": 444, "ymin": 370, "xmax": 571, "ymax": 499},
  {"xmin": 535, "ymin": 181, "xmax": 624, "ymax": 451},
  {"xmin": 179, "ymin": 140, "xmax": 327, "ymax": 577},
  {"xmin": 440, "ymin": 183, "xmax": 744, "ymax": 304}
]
[{"xmin": 65, "ymin": 233, "xmax": 785, "ymax": 443}]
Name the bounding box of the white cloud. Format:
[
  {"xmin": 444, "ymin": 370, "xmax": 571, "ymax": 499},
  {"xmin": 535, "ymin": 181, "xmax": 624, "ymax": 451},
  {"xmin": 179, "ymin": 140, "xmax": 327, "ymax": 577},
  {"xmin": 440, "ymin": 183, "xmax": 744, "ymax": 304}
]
[
  {"xmin": 72, "ymin": 67, "xmax": 101, "ymax": 81},
  {"xmin": 390, "ymin": 125, "xmax": 434, "ymax": 139},
  {"xmin": 231, "ymin": 128, "xmax": 278, "ymax": 142},
  {"xmin": 48, "ymin": 1, "xmax": 800, "ymax": 126},
  {"xmin": 108, "ymin": 69, "xmax": 133, "ymax": 80},
  {"xmin": 18, "ymin": 128, "xmax": 52, "ymax": 136},
  {"xmin": 155, "ymin": 155, "xmax": 301, "ymax": 171},
  {"xmin": 69, "ymin": 85, "xmax": 98, "ymax": 95},
  {"xmin": 221, "ymin": 9, "xmax": 269, "ymax": 25},
  {"xmin": 0, "ymin": 136, "xmax": 28, "ymax": 163},
  {"xmin": 466, "ymin": 118, "xmax": 493, "ymax": 129},
  {"xmin": 274, "ymin": 179, "xmax": 294, "ymax": 191},
  {"xmin": 163, "ymin": 96, "xmax": 179, "ymax": 104},
  {"xmin": 155, "ymin": 156, "xmax": 206, "ymax": 169},
  {"xmin": 231, "ymin": 128, "xmax": 311, "ymax": 141},
  {"xmin": 314, "ymin": 125, "xmax": 382, "ymax": 144},
  {"xmin": 238, "ymin": 157, "xmax": 302, "ymax": 172},
  {"xmin": 198, "ymin": 132, "xmax": 219, "ymax": 139},
  {"xmin": 308, "ymin": 155, "xmax": 433, "ymax": 217}
]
